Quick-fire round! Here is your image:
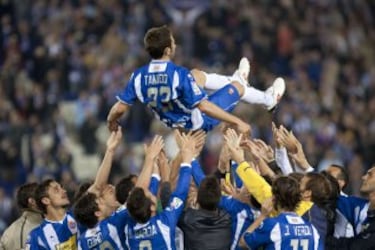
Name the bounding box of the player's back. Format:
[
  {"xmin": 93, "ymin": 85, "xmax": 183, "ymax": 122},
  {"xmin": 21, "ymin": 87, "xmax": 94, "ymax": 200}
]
[
  {"xmin": 118, "ymin": 60, "xmax": 207, "ymax": 130},
  {"xmin": 178, "ymin": 207, "xmax": 232, "ymax": 250},
  {"xmin": 78, "ymin": 206, "xmax": 129, "ymax": 250},
  {"xmin": 124, "ymin": 212, "xmax": 177, "ymax": 250},
  {"xmin": 244, "ymin": 212, "xmax": 322, "ymax": 250}
]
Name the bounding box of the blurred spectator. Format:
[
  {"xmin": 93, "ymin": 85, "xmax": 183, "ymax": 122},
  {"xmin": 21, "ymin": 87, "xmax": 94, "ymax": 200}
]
[{"xmin": 0, "ymin": 0, "xmax": 374, "ymax": 234}]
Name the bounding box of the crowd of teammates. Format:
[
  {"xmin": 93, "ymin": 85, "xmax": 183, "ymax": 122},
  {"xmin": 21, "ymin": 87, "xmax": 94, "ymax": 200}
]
[{"xmin": 0, "ymin": 123, "xmax": 374, "ymax": 250}]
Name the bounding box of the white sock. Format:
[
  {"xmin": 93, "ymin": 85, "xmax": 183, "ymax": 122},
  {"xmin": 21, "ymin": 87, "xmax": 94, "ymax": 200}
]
[
  {"xmin": 204, "ymin": 73, "xmax": 232, "ymax": 90},
  {"xmin": 241, "ymin": 86, "xmax": 273, "ymax": 106}
]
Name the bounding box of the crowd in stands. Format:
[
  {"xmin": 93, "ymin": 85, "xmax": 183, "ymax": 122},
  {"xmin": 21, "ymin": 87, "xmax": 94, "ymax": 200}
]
[{"xmin": 0, "ymin": 0, "xmax": 374, "ymax": 242}]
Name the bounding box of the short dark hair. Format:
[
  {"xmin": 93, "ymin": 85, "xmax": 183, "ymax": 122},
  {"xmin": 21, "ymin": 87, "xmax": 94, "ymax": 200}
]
[
  {"xmin": 17, "ymin": 182, "xmax": 38, "ymax": 210},
  {"xmin": 35, "ymin": 179, "xmax": 55, "ymax": 214},
  {"xmin": 321, "ymin": 171, "xmax": 340, "ymax": 200},
  {"xmin": 272, "ymin": 176, "xmax": 301, "ymax": 211},
  {"xmin": 144, "ymin": 25, "xmax": 172, "ymax": 59},
  {"xmin": 127, "ymin": 187, "xmax": 151, "ymax": 223},
  {"xmin": 329, "ymin": 164, "xmax": 349, "ymax": 188},
  {"xmin": 73, "ymin": 181, "xmax": 92, "ymax": 203},
  {"xmin": 73, "ymin": 193, "xmax": 99, "ymax": 228},
  {"xmin": 197, "ymin": 175, "xmax": 221, "ymax": 211},
  {"xmin": 115, "ymin": 176, "xmax": 135, "ymax": 204},
  {"xmin": 288, "ymin": 172, "xmax": 304, "ymax": 183}
]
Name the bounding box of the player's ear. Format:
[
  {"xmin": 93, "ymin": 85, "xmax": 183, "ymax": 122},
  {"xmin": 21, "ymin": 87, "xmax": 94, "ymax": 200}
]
[
  {"xmin": 41, "ymin": 197, "xmax": 50, "ymax": 206},
  {"xmin": 94, "ymin": 210, "xmax": 102, "ymax": 218},
  {"xmin": 164, "ymin": 47, "xmax": 171, "ymax": 56}
]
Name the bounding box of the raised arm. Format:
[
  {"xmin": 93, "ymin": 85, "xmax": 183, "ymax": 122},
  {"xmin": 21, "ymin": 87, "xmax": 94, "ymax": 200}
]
[
  {"xmin": 272, "ymin": 122, "xmax": 293, "ymax": 175},
  {"xmin": 88, "ymin": 126, "xmax": 122, "ymax": 195},
  {"xmin": 136, "ymin": 135, "xmax": 164, "ymax": 190},
  {"xmin": 197, "ymin": 99, "xmax": 251, "ymax": 135},
  {"xmin": 107, "ymin": 101, "xmax": 130, "ymax": 132}
]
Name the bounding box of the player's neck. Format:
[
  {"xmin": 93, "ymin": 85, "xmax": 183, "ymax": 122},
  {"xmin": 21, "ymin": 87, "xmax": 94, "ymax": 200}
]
[
  {"xmin": 369, "ymin": 192, "xmax": 375, "ymax": 210},
  {"xmin": 45, "ymin": 206, "xmax": 67, "ymax": 222},
  {"xmin": 157, "ymin": 55, "xmax": 171, "ymax": 61}
]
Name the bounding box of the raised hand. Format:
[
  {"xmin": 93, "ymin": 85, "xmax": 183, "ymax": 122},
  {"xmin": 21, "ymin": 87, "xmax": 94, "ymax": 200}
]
[
  {"xmin": 144, "ymin": 135, "xmax": 164, "ymax": 161},
  {"xmin": 178, "ymin": 132, "xmax": 196, "ymax": 163},
  {"xmin": 235, "ymin": 120, "xmax": 252, "ymax": 137},
  {"xmin": 224, "ymin": 128, "xmax": 245, "ymax": 164},
  {"xmin": 272, "ymin": 122, "xmax": 282, "ymax": 148},
  {"xmin": 253, "ymin": 139, "xmax": 274, "ymax": 163},
  {"xmin": 278, "ymin": 125, "xmax": 298, "ymax": 154},
  {"xmin": 106, "ymin": 126, "xmax": 123, "ymax": 151},
  {"xmin": 191, "ymin": 130, "xmax": 206, "ymax": 158}
]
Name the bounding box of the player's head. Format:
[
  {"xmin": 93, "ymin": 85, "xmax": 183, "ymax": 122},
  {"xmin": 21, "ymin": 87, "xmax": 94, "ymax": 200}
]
[
  {"xmin": 144, "ymin": 25, "xmax": 176, "ymax": 59},
  {"xmin": 300, "ymin": 172, "xmax": 331, "ymax": 206},
  {"xmin": 115, "ymin": 176, "xmax": 135, "ymax": 204},
  {"xmin": 198, "ymin": 175, "xmax": 221, "ymax": 211},
  {"xmin": 17, "ymin": 182, "xmax": 39, "ymax": 211},
  {"xmin": 73, "ymin": 192, "xmax": 114, "ymax": 228},
  {"xmin": 126, "ymin": 187, "xmax": 153, "ymax": 223},
  {"xmin": 272, "ymin": 176, "xmax": 301, "ymax": 211},
  {"xmin": 35, "ymin": 179, "xmax": 70, "ymax": 215},
  {"xmin": 326, "ymin": 164, "xmax": 349, "ymax": 191},
  {"xmin": 72, "ymin": 181, "xmax": 92, "ymax": 203},
  {"xmin": 360, "ymin": 165, "xmax": 375, "ymax": 194},
  {"xmin": 98, "ymin": 184, "xmax": 120, "ymax": 211}
]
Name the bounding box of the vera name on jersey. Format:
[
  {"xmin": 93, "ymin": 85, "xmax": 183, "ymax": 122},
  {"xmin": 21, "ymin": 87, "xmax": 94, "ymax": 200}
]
[{"xmin": 285, "ymin": 225, "xmax": 313, "ymax": 236}]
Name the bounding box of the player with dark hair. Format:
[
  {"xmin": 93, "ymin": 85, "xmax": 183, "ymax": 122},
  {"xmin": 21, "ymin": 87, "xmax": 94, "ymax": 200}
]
[
  {"xmin": 0, "ymin": 183, "xmax": 42, "ymax": 250},
  {"xmin": 327, "ymin": 164, "xmax": 349, "ymax": 194},
  {"xmin": 242, "ymin": 176, "xmax": 323, "ymax": 249},
  {"xmin": 25, "ymin": 179, "xmax": 78, "ymax": 249},
  {"xmin": 124, "ymin": 131, "xmax": 194, "ymax": 249},
  {"xmin": 107, "ymin": 25, "xmax": 285, "ymax": 135},
  {"xmin": 179, "ymin": 175, "xmax": 232, "ymax": 250}
]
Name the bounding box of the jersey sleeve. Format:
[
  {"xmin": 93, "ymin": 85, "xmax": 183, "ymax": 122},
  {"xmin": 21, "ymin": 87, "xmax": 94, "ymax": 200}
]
[
  {"xmin": 236, "ymin": 162, "xmax": 272, "ymax": 205},
  {"xmin": 191, "ymin": 159, "xmax": 205, "ymax": 187},
  {"xmin": 109, "ymin": 206, "xmax": 130, "ymax": 230},
  {"xmin": 116, "ymin": 72, "xmax": 137, "ymax": 105},
  {"xmin": 160, "ymin": 164, "xmax": 192, "ymax": 227},
  {"xmin": 149, "ymin": 174, "xmax": 161, "ymax": 196},
  {"xmin": 336, "ymin": 195, "xmax": 369, "ymax": 234},
  {"xmin": 219, "ymin": 196, "xmax": 242, "ymax": 215},
  {"xmin": 243, "ymin": 219, "xmax": 274, "ymax": 249},
  {"xmin": 178, "ymin": 70, "xmax": 207, "ymax": 108}
]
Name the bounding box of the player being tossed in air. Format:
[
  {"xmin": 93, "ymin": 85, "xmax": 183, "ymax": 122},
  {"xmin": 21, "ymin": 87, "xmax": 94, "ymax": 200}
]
[{"xmin": 107, "ymin": 25, "xmax": 285, "ymax": 135}]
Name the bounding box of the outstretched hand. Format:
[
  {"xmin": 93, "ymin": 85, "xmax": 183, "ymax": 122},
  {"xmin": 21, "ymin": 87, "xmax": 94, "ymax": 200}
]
[
  {"xmin": 144, "ymin": 135, "xmax": 164, "ymax": 161},
  {"xmin": 175, "ymin": 130, "xmax": 196, "ymax": 163},
  {"xmin": 224, "ymin": 128, "xmax": 245, "ymax": 164},
  {"xmin": 106, "ymin": 126, "xmax": 123, "ymax": 151}
]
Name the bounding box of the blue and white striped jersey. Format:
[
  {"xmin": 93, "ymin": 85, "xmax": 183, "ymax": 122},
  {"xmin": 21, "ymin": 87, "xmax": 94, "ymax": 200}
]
[
  {"xmin": 25, "ymin": 212, "xmax": 78, "ymax": 250},
  {"xmin": 117, "ymin": 60, "xmax": 207, "ymax": 130},
  {"xmin": 336, "ymin": 195, "xmax": 369, "ymax": 235},
  {"xmin": 219, "ymin": 196, "xmax": 257, "ymax": 250},
  {"xmin": 244, "ymin": 212, "xmax": 322, "ymax": 250},
  {"xmin": 78, "ymin": 206, "xmax": 129, "ymax": 250},
  {"xmin": 124, "ymin": 164, "xmax": 191, "ymax": 250}
]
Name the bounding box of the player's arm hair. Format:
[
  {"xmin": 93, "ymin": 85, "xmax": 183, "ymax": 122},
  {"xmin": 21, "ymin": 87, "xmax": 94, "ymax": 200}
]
[
  {"xmin": 169, "ymin": 152, "xmax": 182, "ymax": 191},
  {"xmin": 88, "ymin": 127, "xmax": 122, "ymax": 195},
  {"xmin": 107, "ymin": 101, "xmax": 130, "ymax": 131},
  {"xmin": 158, "ymin": 149, "xmax": 170, "ymax": 182},
  {"xmin": 136, "ymin": 135, "xmax": 164, "ymax": 190}
]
